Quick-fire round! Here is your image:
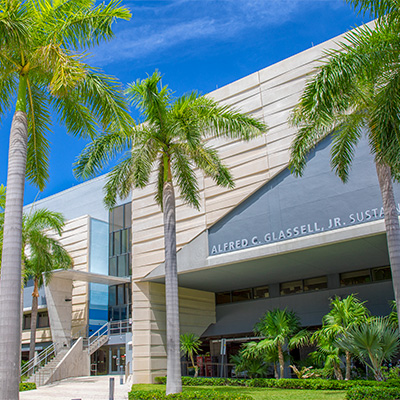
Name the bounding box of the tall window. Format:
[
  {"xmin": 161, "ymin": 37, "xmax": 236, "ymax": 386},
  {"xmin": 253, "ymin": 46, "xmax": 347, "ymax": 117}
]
[
  {"xmin": 109, "ymin": 203, "xmax": 132, "ymax": 321},
  {"xmin": 109, "ymin": 203, "xmax": 132, "ymax": 277}
]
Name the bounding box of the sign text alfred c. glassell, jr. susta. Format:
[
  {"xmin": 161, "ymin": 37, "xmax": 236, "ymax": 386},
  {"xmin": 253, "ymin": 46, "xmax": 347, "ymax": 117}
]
[{"xmin": 210, "ymin": 204, "xmax": 400, "ymax": 255}]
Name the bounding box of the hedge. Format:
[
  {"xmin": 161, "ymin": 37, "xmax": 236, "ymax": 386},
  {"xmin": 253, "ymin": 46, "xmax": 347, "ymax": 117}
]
[
  {"xmin": 346, "ymin": 387, "xmax": 400, "ymax": 400},
  {"xmin": 19, "ymin": 382, "xmax": 36, "ymax": 391},
  {"xmin": 128, "ymin": 390, "xmax": 252, "ymax": 400},
  {"xmin": 154, "ymin": 377, "xmax": 397, "ymax": 390}
]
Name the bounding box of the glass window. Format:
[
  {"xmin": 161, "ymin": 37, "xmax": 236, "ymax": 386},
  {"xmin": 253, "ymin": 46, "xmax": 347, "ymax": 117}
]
[
  {"xmin": 124, "ymin": 203, "xmax": 131, "ymax": 229},
  {"xmin": 117, "ymin": 255, "xmax": 127, "ymax": 277},
  {"xmin": 113, "ymin": 231, "xmax": 121, "ymax": 256},
  {"xmin": 23, "ymin": 314, "xmax": 31, "ymax": 330},
  {"xmin": 216, "ymin": 292, "xmax": 231, "ymax": 304},
  {"xmin": 280, "ymin": 280, "xmax": 303, "ymax": 296},
  {"xmin": 37, "ymin": 312, "xmax": 49, "ymax": 328},
  {"xmin": 232, "ymin": 289, "xmax": 252, "ymax": 302},
  {"xmin": 304, "ymin": 276, "xmax": 328, "ymax": 292},
  {"xmin": 120, "ymin": 306, "xmax": 127, "ymax": 321},
  {"xmin": 372, "ymin": 266, "xmax": 391, "ymax": 281},
  {"xmin": 109, "ymin": 257, "xmax": 117, "ymax": 276},
  {"xmin": 254, "ymin": 285, "xmax": 269, "ymax": 299},
  {"xmin": 109, "ymin": 286, "xmax": 117, "ymax": 306},
  {"xmin": 117, "ymin": 285, "xmax": 125, "ymax": 305},
  {"xmin": 121, "ymin": 229, "xmax": 129, "ymax": 254},
  {"xmin": 340, "ymin": 269, "xmax": 371, "ymax": 286},
  {"xmin": 113, "ymin": 205, "xmax": 124, "ymax": 231},
  {"xmin": 109, "ymin": 233, "xmax": 114, "ymax": 257}
]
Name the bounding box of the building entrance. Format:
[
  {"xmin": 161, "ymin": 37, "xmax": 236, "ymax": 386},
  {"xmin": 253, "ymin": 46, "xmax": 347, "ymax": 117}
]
[
  {"xmin": 91, "ymin": 345, "xmax": 126, "ymax": 375},
  {"xmin": 109, "ymin": 345, "xmax": 126, "ymax": 374}
]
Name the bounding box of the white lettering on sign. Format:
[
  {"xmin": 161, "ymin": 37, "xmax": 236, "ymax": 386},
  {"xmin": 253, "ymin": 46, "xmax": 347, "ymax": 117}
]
[{"xmin": 210, "ymin": 205, "xmax": 400, "ymax": 255}]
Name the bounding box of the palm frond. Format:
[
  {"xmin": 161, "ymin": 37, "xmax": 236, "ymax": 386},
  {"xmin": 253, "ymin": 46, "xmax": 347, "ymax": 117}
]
[
  {"xmin": 345, "ymin": 0, "xmax": 398, "ymax": 18},
  {"xmin": 103, "ymin": 155, "xmax": 135, "ymax": 209},
  {"xmin": 0, "ymin": 184, "xmax": 5, "ymax": 211},
  {"xmin": 182, "ymin": 142, "xmax": 234, "ymax": 189},
  {"xmin": 74, "ymin": 129, "xmax": 132, "ymax": 179},
  {"xmin": 125, "ymin": 70, "xmax": 171, "ymax": 128},
  {"xmin": 24, "ymin": 208, "xmax": 65, "ymax": 236},
  {"xmin": 171, "ymin": 146, "xmax": 200, "ymax": 209},
  {"xmin": 51, "ymin": 92, "xmax": 97, "ymax": 138},
  {"xmin": 330, "ymin": 112, "xmax": 365, "ymax": 182},
  {"xmin": 49, "ymin": 0, "xmax": 131, "ymax": 51},
  {"xmin": 80, "ymin": 69, "xmax": 134, "ymax": 133},
  {"xmin": 25, "ymin": 81, "xmax": 51, "ymax": 190},
  {"xmin": 192, "ymin": 96, "xmax": 267, "ymax": 140},
  {"xmin": 0, "ymin": 70, "xmax": 17, "ymax": 123},
  {"xmin": 0, "ymin": 0, "xmax": 30, "ymax": 48}
]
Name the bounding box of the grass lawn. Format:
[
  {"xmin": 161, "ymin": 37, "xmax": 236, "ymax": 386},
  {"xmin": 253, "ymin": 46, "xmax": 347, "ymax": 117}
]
[{"xmin": 131, "ymin": 384, "xmax": 347, "ymax": 400}]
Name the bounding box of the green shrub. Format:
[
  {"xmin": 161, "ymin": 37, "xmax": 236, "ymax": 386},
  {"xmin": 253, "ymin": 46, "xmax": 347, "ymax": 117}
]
[
  {"xmin": 154, "ymin": 376, "xmax": 386, "ymax": 390},
  {"xmin": 128, "ymin": 390, "xmax": 252, "ymax": 400},
  {"xmin": 19, "ymin": 382, "xmax": 36, "ymax": 391},
  {"xmin": 346, "ymin": 387, "xmax": 400, "ymax": 400}
]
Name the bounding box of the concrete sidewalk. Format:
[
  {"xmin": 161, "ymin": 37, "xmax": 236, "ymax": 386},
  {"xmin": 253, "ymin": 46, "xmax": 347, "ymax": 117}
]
[{"xmin": 20, "ymin": 375, "xmax": 131, "ymax": 400}]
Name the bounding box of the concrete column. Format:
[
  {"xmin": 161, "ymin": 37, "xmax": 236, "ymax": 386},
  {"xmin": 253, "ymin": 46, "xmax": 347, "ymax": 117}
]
[
  {"xmin": 44, "ymin": 275, "xmax": 73, "ymax": 350},
  {"xmin": 131, "ymin": 282, "xmax": 215, "ymax": 384}
]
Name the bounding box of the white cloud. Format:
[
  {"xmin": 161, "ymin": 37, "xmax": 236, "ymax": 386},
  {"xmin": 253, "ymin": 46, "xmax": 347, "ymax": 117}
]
[{"xmin": 91, "ymin": 0, "xmax": 344, "ymax": 66}]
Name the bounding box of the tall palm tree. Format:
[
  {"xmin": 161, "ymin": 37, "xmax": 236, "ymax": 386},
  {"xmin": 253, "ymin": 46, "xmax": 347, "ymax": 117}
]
[
  {"xmin": 315, "ymin": 295, "xmax": 369, "ymax": 380},
  {"xmin": 0, "ymin": 1, "xmax": 132, "ymax": 397},
  {"xmin": 74, "ymin": 71, "xmax": 267, "ymax": 393},
  {"xmin": 289, "ymin": 2, "xmax": 400, "ymax": 330},
  {"xmin": 254, "ymin": 308, "xmax": 309, "ymax": 379},
  {"xmin": 22, "ymin": 209, "xmax": 72, "ymax": 361}
]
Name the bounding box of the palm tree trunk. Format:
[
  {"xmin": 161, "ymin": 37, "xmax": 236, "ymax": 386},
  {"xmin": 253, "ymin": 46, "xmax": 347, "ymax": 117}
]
[
  {"xmin": 375, "ymin": 162, "xmax": 400, "ymax": 331},
  {"xmin": 163, "ymin": 180, "xmax": 182, "ymax": 395},
  {"xmin": 273, "ymin": 363, "xmax": 279, "ymax": 379},
  {"xmin": 333, "ymin": 362, "xmax": 343, "ymax": 380},
  {"xmin": 345, "ymin": 350, "xmax": 351, "ymax": 380},
  {"xmin": 277, "ymin": 343, "xmax": 284, "ymax": 379},
  {"xmin": 29, "ymin": 278, "xmax": 40, "ymax": 362},
  {"xmin": 0, "ymin": 106, "xmax": 28, "ymax": 399}
]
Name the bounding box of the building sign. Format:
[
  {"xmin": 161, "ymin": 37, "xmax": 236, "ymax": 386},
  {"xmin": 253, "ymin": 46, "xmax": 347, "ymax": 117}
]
[
  {"xmin": 210, "ymin": 205, "xmax": 400, "ymax": 255},
  {"xmin": 208, "ymin": 136, "xmax": 400, "ymax": 256}
]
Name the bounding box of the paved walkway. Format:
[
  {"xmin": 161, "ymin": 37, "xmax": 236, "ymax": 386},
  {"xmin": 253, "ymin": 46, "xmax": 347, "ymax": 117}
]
[{"xmin": 20, "ymin": 375, "xmax": 131, "ymax": 400}]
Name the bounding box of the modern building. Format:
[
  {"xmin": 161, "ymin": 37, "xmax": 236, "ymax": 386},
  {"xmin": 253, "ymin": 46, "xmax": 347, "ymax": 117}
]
[{"xmin": 21, "ymin": 21, "xmax": 397, "ymax": 384}]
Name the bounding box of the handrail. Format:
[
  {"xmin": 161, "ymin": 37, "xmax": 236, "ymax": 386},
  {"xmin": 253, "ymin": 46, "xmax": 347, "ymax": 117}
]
[
  {"xmin": 109, "ymin": 319, "xmax": 131, "ymax": 335},
  {"xmin": 21, "ymin": 342, "xmax": 57, "ymax": 378},
  {"xmin": 88, "ymin": 321, "xmax": 109, "ymax": 354}
]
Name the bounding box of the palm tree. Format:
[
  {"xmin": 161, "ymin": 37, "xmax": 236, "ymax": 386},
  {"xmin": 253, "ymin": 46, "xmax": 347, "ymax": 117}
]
[
  {"xmin": 180, "ymin": 333, "xmax": 202, "ymax": 378},
  {"xmin": 241, "ymin": 340, "xmax": 280, "ymax": 379},
  {"xmin": 23, "ymin": 209, "xmax": 72, "ymax": 362},
  {"xmin": 309, "ymin": 336, "xmax": 344, "ymax": 380},
  {"xmin": 74, "ymin": 71, "xmax": 267, "ymax": 393},
  {"xmin": 313, "ymin": 295, "xmax": 369, "ymax": 380},
  {"xmin": 289, "ymin": 3, "xmax": 400, "ymax": 331},
  {"xmin": 337, "ymin": 317, "xmax": 400, "ymax": 381},
  {"xmin": 0, "ymin": 1, "xmax": 131, "ymax": 397},
  {"xmin": 254, "ymin": 308, "xmax": 309, "ymax": 379}
]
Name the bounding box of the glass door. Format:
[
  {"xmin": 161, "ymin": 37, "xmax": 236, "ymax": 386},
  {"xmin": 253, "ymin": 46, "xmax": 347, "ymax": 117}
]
[{"xmin": 109, "ymin": 346, "xmax": 126, "ymax": 374}]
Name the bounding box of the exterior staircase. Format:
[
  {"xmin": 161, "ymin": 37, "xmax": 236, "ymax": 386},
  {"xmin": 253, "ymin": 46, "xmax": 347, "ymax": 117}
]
[
  {"xmin": 25, "ymin": 348, "xmax": 68, "ymax": 386},
  {"xmin": 21, "ymin": 322, "xmax": 110, "ymax": 387},
  {"xmin": 87, "ymin": 322, "xmax": 109, "ymax": 355}
]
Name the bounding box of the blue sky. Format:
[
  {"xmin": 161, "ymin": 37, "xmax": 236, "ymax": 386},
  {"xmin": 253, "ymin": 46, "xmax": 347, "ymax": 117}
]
[{"xmin": 0, "ymin": 0, "xmax": 371, "ymax": 205}]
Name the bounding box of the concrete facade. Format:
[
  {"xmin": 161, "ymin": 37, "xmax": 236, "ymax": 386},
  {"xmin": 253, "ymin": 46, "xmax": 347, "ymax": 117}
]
[{"xmin": 19, "ymin": 20, "xmax": 395, "ymax": 385}]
